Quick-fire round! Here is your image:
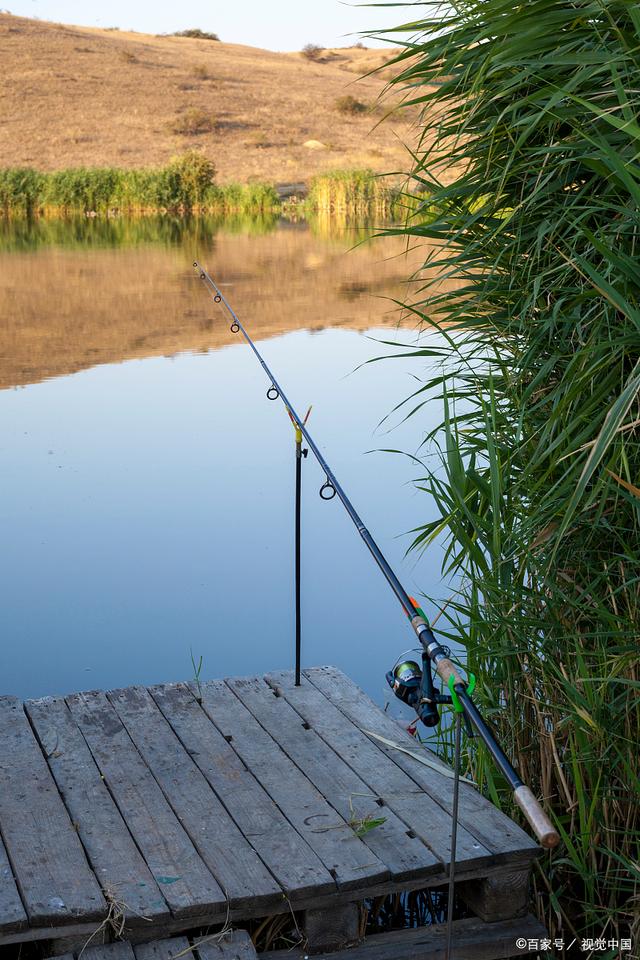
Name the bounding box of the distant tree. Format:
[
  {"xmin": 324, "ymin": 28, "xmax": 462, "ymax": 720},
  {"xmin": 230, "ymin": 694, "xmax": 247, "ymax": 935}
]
[{"xmin": 172, "ymin": 28, "xmax": 219, "ymax": 41}]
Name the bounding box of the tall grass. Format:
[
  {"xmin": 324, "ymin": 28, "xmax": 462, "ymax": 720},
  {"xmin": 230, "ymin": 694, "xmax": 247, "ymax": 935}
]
[
  {"xmin": 0, "ymin": 161, "xmax": 413, "ymax": 222},
  {"xmin": 380, "ymin": 0, "xmax": 640, "ymax": 946},
  {"xmin": 306, "ymin": 169, "xmax": 399, "ymax": 218},
  {"xmin": 0, "ymin": 152, "xmax": 279, "ymax": 216}
]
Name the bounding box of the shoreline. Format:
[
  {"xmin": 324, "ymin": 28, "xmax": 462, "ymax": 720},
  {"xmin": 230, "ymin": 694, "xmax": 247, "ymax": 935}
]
[{"xmin": 0, "ymin": 160, "xmax": 409, "ymax": 219}]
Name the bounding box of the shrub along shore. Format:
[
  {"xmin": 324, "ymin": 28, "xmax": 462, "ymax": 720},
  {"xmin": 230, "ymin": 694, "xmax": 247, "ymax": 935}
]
[{"xmin": 0, "ymin": 152, "xmax": 404, "ymax": 218}]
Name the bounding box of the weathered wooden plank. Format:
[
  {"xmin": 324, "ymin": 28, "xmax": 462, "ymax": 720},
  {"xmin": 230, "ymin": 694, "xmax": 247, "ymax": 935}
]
[
  {"xmin": 196, "ymin": 930, "xmax": 257, "ymax": 960},
  {"xmin": 83, "ymin": 943, "xmax": 136, "ymax": 960},
  {"xmin": 0, "ymin": 696, "xmax": 105, "ymax": 926},
  {"xmin": 203, "ymin": 678, "xmax": 389, "ymax": 891},
  {"xmin": 149, "ymin": 681, "xmax": 335, "ymax": 900},
  {"xmin": 26, "ymin": 695, "xmax": 170, "ymax": 926},
  {"xmin": 265, "ymin": 672, "xmax": 492, "ymax": 869},
  {"xmin": 261, "ymin": 914, "xmax": 548, "ymax": 960},
  {"xmin": 134, "ymin": 935, "xmax": 191, "ymax": 960},
  {"xmin": 107, "ymin": 685, "xmax": 282, "ymax": 914},
  {"xmin": 300, "ymin": 668, "xmax": 538, "ymax": 860},
  {"xmin": 0, "ymin": 829, "xmax": 27, "ymax": 934},
  {"xmin": 66, "ymin": 690, "xmax": 226, "ymax": 921},
  {"xmin": 227, "ymin": 675, "xmax": 440, "ymax": 884}
]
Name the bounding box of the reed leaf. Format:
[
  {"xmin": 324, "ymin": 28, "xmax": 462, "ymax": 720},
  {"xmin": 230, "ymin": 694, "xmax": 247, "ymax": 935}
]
[{"xmin": 378, "ymin": 0, "xmax": 640, "ymax": 943}]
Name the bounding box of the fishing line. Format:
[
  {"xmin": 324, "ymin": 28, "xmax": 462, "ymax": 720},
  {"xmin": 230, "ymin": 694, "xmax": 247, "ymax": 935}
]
[
  {"xmin": 193, "ymin": 260, "xmax": 560, "ymax": 852},
  {"xmin": 445, "ymin": 713, "xmax": 462, "ymax": 960}
]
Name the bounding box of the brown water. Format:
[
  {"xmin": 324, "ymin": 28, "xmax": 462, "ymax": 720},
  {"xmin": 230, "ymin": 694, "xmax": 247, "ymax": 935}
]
[{"xmin": 0, "ymin": 216, "xmax": 452, "ymax": 711}]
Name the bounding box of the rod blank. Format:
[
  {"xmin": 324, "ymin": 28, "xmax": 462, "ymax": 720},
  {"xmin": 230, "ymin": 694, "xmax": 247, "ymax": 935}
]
[{"xmin": 193, "ymin": 260, "xmax": 560, "ymax": 850}]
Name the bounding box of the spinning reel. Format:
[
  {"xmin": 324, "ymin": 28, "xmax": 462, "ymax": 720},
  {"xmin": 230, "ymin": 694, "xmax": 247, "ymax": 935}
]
[
  {"xmin": 386, "ymin": 653, "xmax": 453, "ymax": 727},
  {"xmin": 386, "ymin": 600, "xmax": 474, "ymax": 733}
]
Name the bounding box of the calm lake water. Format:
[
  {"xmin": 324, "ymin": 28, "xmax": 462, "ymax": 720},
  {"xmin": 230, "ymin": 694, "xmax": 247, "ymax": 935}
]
[{"xmin": 0, "ymin": 216, "xmax": 451, "ymax": 712}]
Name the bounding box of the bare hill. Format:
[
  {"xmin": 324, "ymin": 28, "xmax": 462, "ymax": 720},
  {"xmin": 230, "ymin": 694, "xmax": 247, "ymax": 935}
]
[{"xmin": 0, "ymin": 14, "xmax": 416, "ymax": 184}]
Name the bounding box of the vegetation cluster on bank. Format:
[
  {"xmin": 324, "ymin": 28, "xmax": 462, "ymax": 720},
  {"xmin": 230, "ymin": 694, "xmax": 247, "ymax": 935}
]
[
  {"xmin": 384, "ymin": 0, "xmax": 639, "ymax": 947},
  {"xmin": 0, "ymin": 153, "xmax": 406, "ymax": 219},
  {"xmin": 0, "ymin": 153, "xmax": 278, "ymax": 217}
]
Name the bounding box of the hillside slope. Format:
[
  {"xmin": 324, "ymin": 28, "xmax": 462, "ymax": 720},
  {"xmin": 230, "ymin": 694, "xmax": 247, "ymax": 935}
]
[{"xmin": 0, "ymin": 15, "xmax": 416, "ymax": 184}]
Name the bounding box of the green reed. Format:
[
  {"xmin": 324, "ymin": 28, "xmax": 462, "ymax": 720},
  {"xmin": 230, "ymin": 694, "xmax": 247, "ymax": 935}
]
[
  {"xmin": 379, "ymin": 0, "xmax": 640, "ymax": 947},
  {"xmin": 0, "ymin": 152, "xmax": 280, "ymax": 217}
]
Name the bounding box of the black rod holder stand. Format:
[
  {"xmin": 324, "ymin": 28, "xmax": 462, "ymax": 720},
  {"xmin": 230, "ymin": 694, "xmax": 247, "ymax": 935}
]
[{"xmin": 294, "ymin": 435, "xmax": 307, "ymax": 685}]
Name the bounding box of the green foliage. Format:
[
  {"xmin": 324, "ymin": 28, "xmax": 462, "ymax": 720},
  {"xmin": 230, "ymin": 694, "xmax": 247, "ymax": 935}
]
[
  {"xmin": 382, "ymin": 0, "xmax": 640, "ymax": 944},
  {"xmin": 0, "ymin": 167, "xmax": 44, "ymax": 216},
  {"xmin": 155, "ymin": 151, "xmax": 217, "ymax": 209},
  {"xmin": 172, "ymin": 28, "xmax": 219, "ymax": 41},
  {"xmin": 44, "ymin": 168, "xmax": 121, "ymax": 212},
  {"xmin": 0, "ymin": 161, "xmax": 413, "ymax": 220},
  {"xmin": 0, "ymin": 152, "xmax": 284, "ymax": 216},
  {"xmin": 218, "ymin": 181, "xmax": 280, "ymax": 213},
  {"xmin": 335, "ymin": 95, "xmax": 368, "ymax": 115}
]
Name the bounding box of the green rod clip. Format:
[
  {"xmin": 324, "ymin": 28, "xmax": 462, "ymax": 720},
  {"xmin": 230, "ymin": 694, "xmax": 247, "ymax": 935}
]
[{"xmin": 448, "ymin": 672, "xmax": 476, "ymax": 712}]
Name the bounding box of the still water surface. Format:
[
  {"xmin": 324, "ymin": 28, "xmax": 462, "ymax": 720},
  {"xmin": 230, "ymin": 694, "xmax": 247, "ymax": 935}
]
[{"xmin": 1, "ymin": 218, "xmax": 449, "ymax": 708}]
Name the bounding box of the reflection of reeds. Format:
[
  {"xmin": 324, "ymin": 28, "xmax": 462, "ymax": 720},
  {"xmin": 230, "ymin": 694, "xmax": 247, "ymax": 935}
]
[{"xmin": 0, "ymin": 212, "xmax": 281, "ymax": 252}]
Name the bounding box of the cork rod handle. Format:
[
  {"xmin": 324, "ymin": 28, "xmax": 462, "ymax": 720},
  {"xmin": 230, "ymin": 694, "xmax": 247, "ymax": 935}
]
[
  {"xmin": 433, "ymin": 656, "xmax": 560, "ymax": 849},
  {"xmin": 433, "ymin": 657, "xmax": 466, "ymax": 687},
  {"xmin": 514, "ymin": 785, "xmax": 560, "ymax": 848}
]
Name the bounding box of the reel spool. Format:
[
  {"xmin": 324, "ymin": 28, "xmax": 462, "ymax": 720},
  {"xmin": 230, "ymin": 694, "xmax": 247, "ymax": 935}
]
[{"xmin": 385, "ymin": 656, "xmax": 441, "ymax": 727}]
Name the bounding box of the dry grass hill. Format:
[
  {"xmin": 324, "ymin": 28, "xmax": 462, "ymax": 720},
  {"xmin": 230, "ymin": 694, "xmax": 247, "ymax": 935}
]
[{"xmin": 0, "ymin": 14, "xmax": 417, "ymax": 184}]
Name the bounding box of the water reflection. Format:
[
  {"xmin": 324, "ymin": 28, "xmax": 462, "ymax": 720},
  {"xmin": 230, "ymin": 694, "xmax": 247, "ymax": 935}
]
[
  {"xmin": 0, "ymin": 218, "xmax": 422, "ymax": 390},
  {"xmin": 0, "ymin": 217, "xmax": 448, "ymax": 708}
]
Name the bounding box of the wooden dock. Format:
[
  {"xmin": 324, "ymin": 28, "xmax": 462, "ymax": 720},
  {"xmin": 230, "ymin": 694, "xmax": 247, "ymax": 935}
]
[{"xmin": 1, "ymin": 666, "xmax": 546, "ymax": 958}]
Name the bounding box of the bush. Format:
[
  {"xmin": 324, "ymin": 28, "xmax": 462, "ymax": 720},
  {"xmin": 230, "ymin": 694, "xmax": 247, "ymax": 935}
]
[
  {"xmin": 173, "ymin": 108, "xmax": 217, "ymax": 136},
  {"xmin": 172, "ymin": 28, "xmax": 219, "ymax": 41},
  {"xmin": 302, "ymin": 44, "xmax": 324, "ymax": 61},
  {"xmin": 334, "ymin": 95, "xmax": 367, "ymax": 115},
  {"xmin": 159, "ymin": 150, "xmax": 217, "ymax": 210}
]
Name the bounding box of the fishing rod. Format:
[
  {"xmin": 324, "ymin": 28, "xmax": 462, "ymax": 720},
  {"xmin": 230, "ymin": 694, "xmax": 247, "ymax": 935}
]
[{"xmin": 193, "ymin": 260, "xmax": 560, "ymax": 851}]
